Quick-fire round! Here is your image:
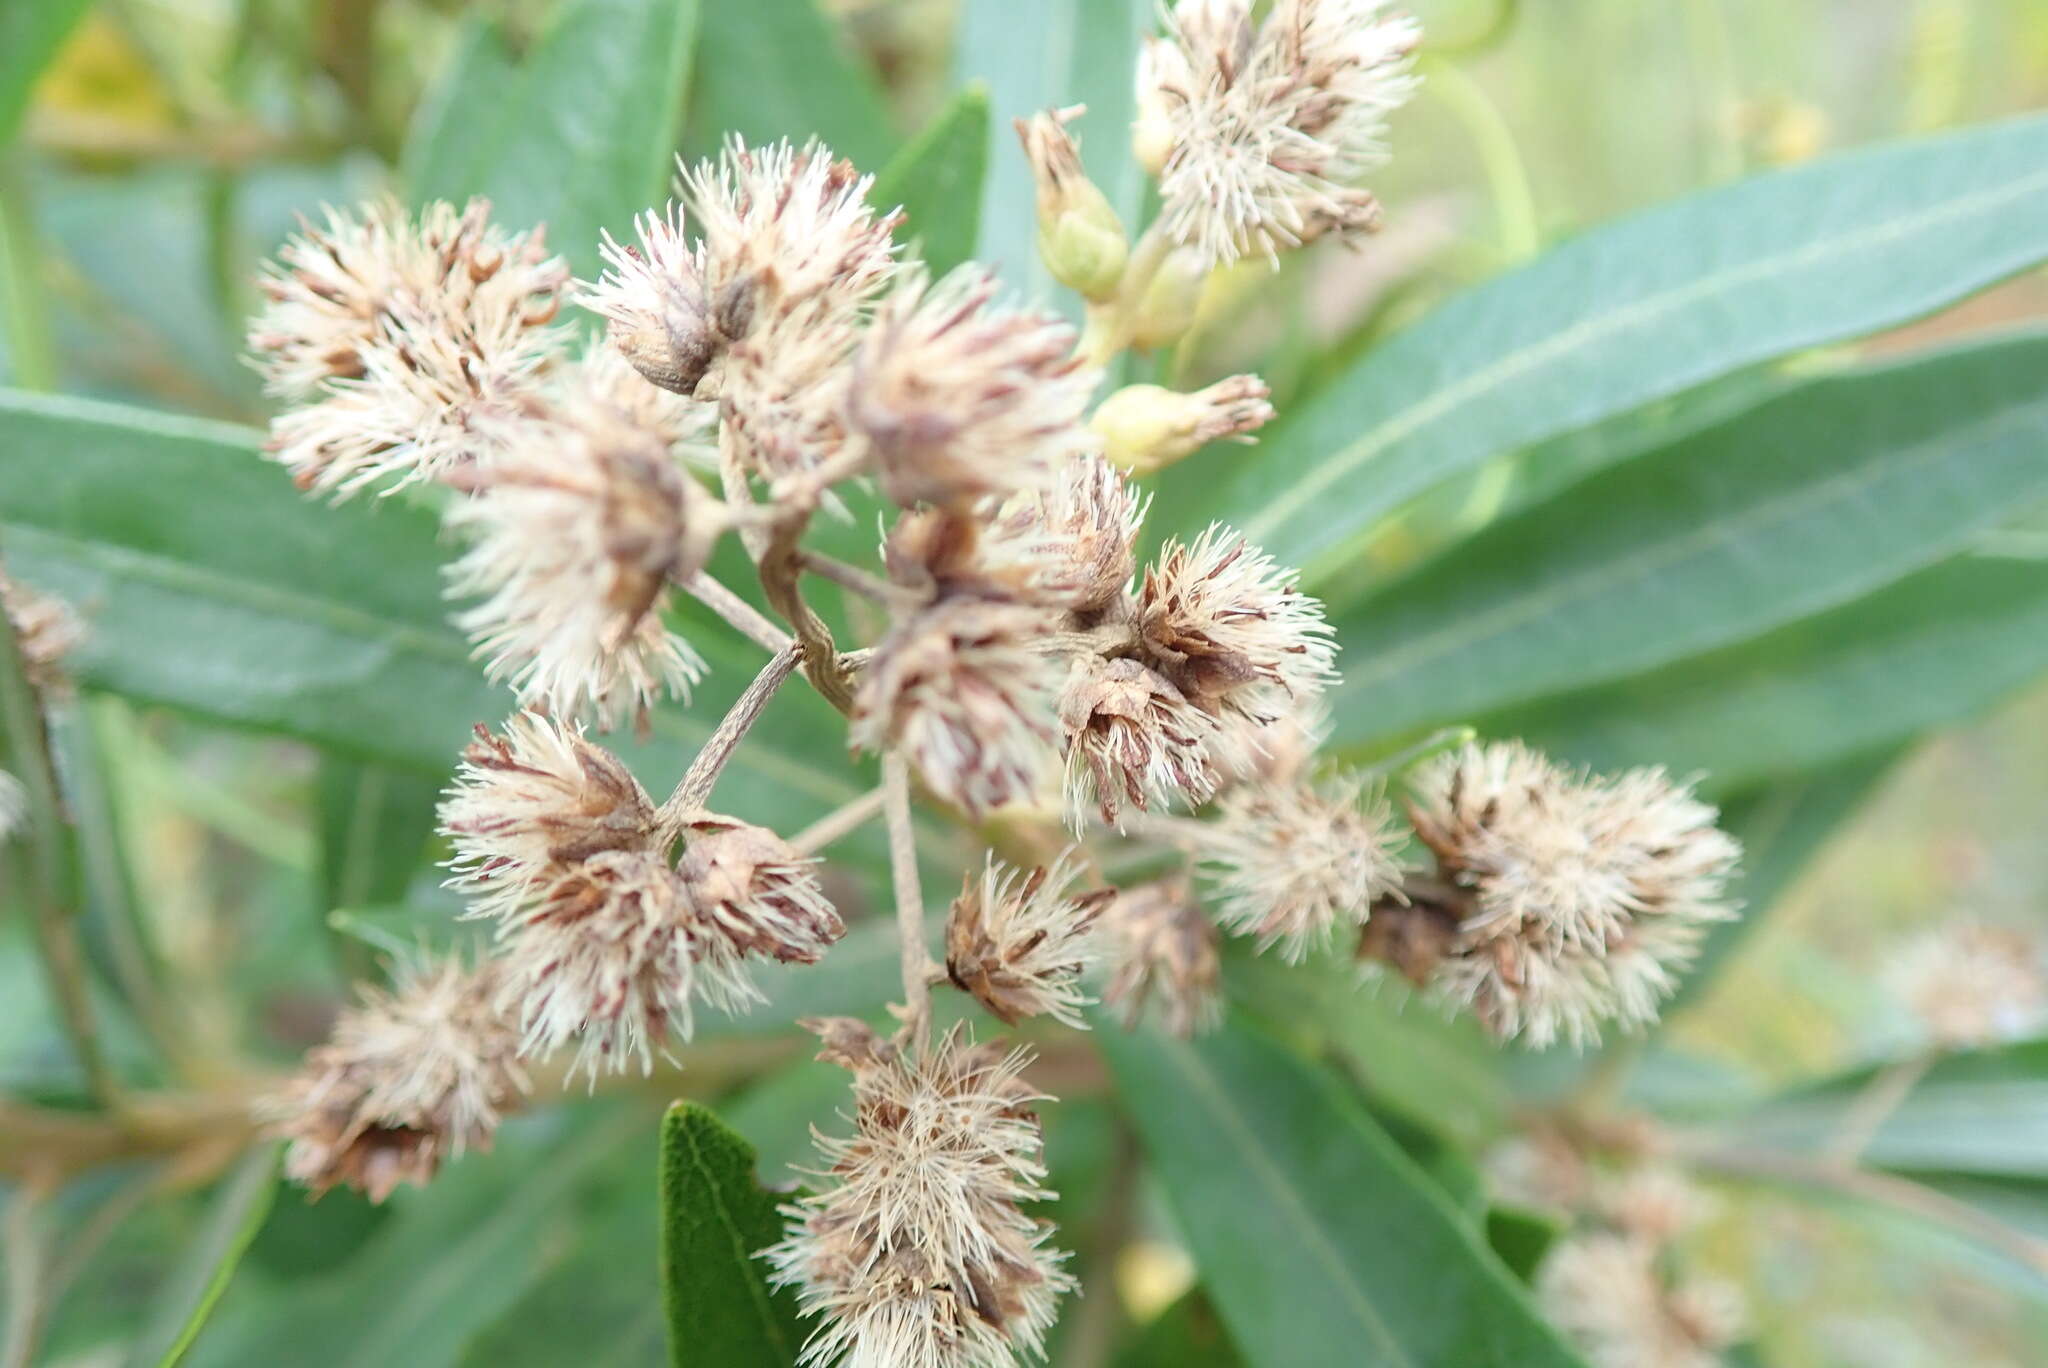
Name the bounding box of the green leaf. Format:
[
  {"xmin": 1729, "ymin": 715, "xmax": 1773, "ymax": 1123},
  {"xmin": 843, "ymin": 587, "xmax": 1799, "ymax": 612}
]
[
  {"xmin": 0, "ymin": 0, "xmax": 90, "ymax": 145},
  {"xmin": 1120, "ymin": 1292, "xmax": 1245, "ymax": 1367},
  {"xmin": 1486, "ymin": 555, "xmax": 2048, "ymax": 794},
  {"xmin": 658, "ymin": 1101, "xmax": 806, "ymax": 1368},
  {"xmin": 872, "ymin": 84, "xmax": 992, "ymax": 279},
  {"xmin": 1733, "ymin": 1041, "xmax": 2048, "ymax": 1179},
  {"xmin": 1098, "ymin": 1018, "xmax": 1585, "ymax": 1368},
  {"xmin": 317, "ymin": 759, "xmax": 443, "ymax": 914},
  {"xmin": 956, "ymin": 0, "xmax": 1151, "ymax": 312},
  {"xmin": 123, "ymin": 1146, "xmax": 280, "ymax": 1368},
  {"xmin": 1325, "ymin": 335, "xmax": 2048, "ymax": 752},
  {"xmin": 404, "ymin": 0, "xmax": 702, "ymax": 276},
  {"xmin": 1483, "ymin": 1208, "xmax": 1561, "ymax": 1287},
  {"xmin": 1165, "ymin": 114, "xmax": 2048, "ymax": 578},
  {"xmin": 683, "ymin": 0, "xmax": 894, "ymax": 171}
]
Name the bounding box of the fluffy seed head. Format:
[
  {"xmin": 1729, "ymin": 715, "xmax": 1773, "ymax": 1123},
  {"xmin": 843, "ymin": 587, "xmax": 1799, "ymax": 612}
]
[
  {"xmin": 1140, "ymin": 0, "xmax": 1421, "ymax": 266},
  {"xmin": 440, "ymin": 713, "xmax": 661, "ymax": 920},
  {"xmin": 251, "ymin": 198, "xmax": 571, "ymax": 497},
  {"xmin": 1201, "ymin": 773, "xmax": 1405, "ymax": 961},
  {"xmin": 1, "ymin": 569, "xmax": 84, "ymax": 694},
  {"xmin": 572, "ymin": 341, "xmax": 720, "ymax": 460},
  {"xmin": 1398, "ymin": 742, "xmax": 1742, "ymax": 1047},
  {"xmin": 1090, "ymin": 376, "xmax": 1276, "ymax": 474},
  {"xmin": 1059, "ymin": 656, "xmax": 1223, "ymax": 830},
  {"xmin": 444, "ymin": 382, "xmax": 718, "ymax": 730},
  {"xmin": 851, "ymin": 600, "xmax": 1063, "ymax": 819},
  {"xmin": 1101, "ymin": 878, "xmax": 1224, "ymax": 1037},
  {"xmin": 677, "ymin": 815, "xmax": 845, "ymax": 966},
  {"xmin": 852, "ymin": 267, "xmax": 1100, "ymax": 508},
  {"xmin": 1137, "ymin": 524, "xmax": 1336, "ymax": 731},
  {"xmin": 946, "ymin": 852, "xmax": 1111, "ymax": 1028},
  {"xmin": 266, "ymin": 957, "xmax": 527, "ymax": 1202},
  {"xmin": 766, "ymin": 1020, "xmax": 1073, "ymax": 1368},
  {"xmin": 1538, "ymin": 1234, "xmax": 1745, "ymax": 1368},
  {"xmin": 1883, "ymin": 923, "xmax": 2047, "ymax": 1050}
]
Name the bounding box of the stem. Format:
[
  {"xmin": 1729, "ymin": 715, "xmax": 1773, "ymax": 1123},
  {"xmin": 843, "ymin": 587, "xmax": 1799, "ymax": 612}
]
[
  {"xmin": 1826, "ymin": 1052, "xmax": 1934, "ymax": 1167},
  {"xmin": 1063, "ymin": 1121, "xmax": 1142, "ymax": 1368},
  {"xmin": 790, "ymin": 787, "xmax": 888, "ymax": 855},
  {"xmin": 1421, "ymin": 59, "xmax": 1540, "ymax": 264},
  {"xmin": 0, "ymin": 596, "xmax": 117, "ymax": 1109},
  {"xmin": 759, "ymin": 504, "xmax": 856, "ymax": 716},
  {"xmin": 799, "ymin": 550, "xmax": 908, "ymax": 605},
  {"xmin": 682, "ymin": 573, "xmax": 794, "ymax": 655},
  {"xmin": 1078, "ymin": 218, "xmax": 1176, "ymax": 366},
  {"xmin": 660, "ymin": 643, "xmax": 802, "ymax": 823},
  {"xmin": 0, "ymin": 155, "xmax": 57, "ymax": 392},
  {"xmin": 1, "ymin": 1185, "xmax": 48, "ymax": 1368},
  {"xmin": 884, "ymin": 754, "xmax": 932, "ymax": 1049}
]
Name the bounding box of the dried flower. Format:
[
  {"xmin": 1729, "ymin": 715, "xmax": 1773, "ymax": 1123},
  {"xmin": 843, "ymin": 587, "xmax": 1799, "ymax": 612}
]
[
  {"xmin": 1018, "ymin": 106, "xmax": 1129, "ymax": 302},
  {"xmin": 1483, "ymin": 1132, "xmax": 1590, "ymax": 1217},
  {"xmin": 851, "ymin": 267, "xmax": 1098, "ymax": 508},
  {"xmin": 1136, "ymin": 524, "xmax": 1336, "ymax": 733},
  {"xmin": 1101, "ymin": 878, "xmax": 1224, "ymax": 1036},
  {"xmin": 1090, "ymin": 376, "xmax": 1275, "ymax": 474},
  {"xmin": 1395, "ymin": 742, "xmax": 1742, "ymax": 1047},
  {"xmin": 851, "ymin": 600, "xmax": 1063, "ymax": 818},
  {"xmin": 1883, "ymin": 923, "xmax": 2047, "ymax": 1049},
  {"xmin": 1, "ymin": 568, "xmax": 84, "ymax": 694},
  {"xmin": 250, "ymin": 199, "xmax": 570, "ymax": 497},
  {"xmin": 677, "ymin": 815, "xmax": 845, "ymax": 966},
  {"xmin": 766, "ymin": 1020, "xmax": 1073, "ymax": 1368},
  {"xmin": 946, "ymin": 853, "xmax": 1110, "ymax": 1028},
  {"xmin": 445, "ymin": 381, "xmax": 721, "ymax": 729},
  {"xmin": 1596, "ymin": 1166, "xmax": 1713, "ymax": 1249},
  {"xmin": 571, "ymin": 341, "xmax": 720, "ymax": 461},
  {"xmin": 1059, "ymin": 656, "xmax": 1223, "ymax": 829},
  {"xmin": 440, "ymin": 712, "xmax": 662, "ymax": 920},
  {"xmin": 1201, "ymin": 774, "xmax": 1404, "ymax": 961},
  {"xmin": 1538, "ymin": 1233, "xmax": 1744, "ymax": 1368},
  {"xmin": 266, "ymin": 957, "xmax": 527, "ymax": 1202},
  {"xmin": 974, "ymin": 454, "xmax": 1146, "ymax": 615},
  {"xmin": 1138, "ymin": 0, "xmax": 1421, "ymax": 266}
]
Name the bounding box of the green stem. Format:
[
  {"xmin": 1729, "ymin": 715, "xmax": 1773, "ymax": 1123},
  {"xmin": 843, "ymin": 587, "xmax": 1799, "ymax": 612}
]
[
  {"xmin": 0, "ymin": 155, "xmax": 57, "ymax": 392},
  {"xmin": 1420, "ymin": 59, "xmax": 1540, "ymax": 264},
  {"xmin": 1681, "ymin": 0, "xmax": 1743, "ymax": 183}
]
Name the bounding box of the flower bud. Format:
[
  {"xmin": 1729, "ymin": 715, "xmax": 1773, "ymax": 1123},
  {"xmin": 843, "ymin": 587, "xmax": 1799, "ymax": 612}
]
[
  {"xmin": 1132, "ymin": 40, "xmax": 1184, "ymax": 178},
  {"xmin": 1019, "ymin": 107, "xmax": 1130, "ymax": 302},
  {"xmin": 1127, "ymin": 246, "xmax": 1209, "ymax": 352},
  {"xmin": 1090, "ymin": 375, "xmax": 1276, "ymax": 474}
]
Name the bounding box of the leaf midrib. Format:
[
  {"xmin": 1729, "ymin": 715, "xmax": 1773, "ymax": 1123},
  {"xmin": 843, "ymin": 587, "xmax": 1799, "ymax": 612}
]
[{"xmin": 667, "ymin": 1113, "xmax": 794, "ymax": 1364}]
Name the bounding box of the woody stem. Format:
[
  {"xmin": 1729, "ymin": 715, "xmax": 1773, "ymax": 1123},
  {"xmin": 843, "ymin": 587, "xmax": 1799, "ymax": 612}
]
[
  {"xmin": 884, "ymin": 753, "xmax": 932, "ymax": 1049},
  {"xmin": 789, "ymin": 787, "xmax": 888, "ymax": 855},
  {"xmin": 660, "ymin": 643, "xmax": 801, "ymax": 822}
]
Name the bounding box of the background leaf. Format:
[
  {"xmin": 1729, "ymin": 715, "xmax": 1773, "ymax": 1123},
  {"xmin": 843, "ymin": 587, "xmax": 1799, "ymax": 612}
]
[
  {"xmin": 658, "ymin": 1101, "xmax": 806, "ymax": 1368},
  {"xmin": 122, "ymin": 1145, "xmax": 280, "ymax": 1368},
  {"xmin": 1098, "ymin": 1018, "xmax": 1585, "ymax": 1368},
  {"xmin": 871, "ymin": 83, "xmax": 991, "ymax": 279},
  {"xmin": 1157, "ymin": 113, "xmax": 2048, "ymax": 576},
  {"xmin": 0, "ymin": 0, "xmax": 91, "ymax": 145},
  {"xmin": 683, "ymin": 0, "xmax": 894, "ymax": 170}
]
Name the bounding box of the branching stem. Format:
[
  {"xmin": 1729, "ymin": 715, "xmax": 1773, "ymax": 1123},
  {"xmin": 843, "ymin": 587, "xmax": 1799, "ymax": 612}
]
[
  {"xmin": 790, "ymin": 787, "xmax": 888, "ymax": 855},
  {"xmin": 661, "ymin": 643, "xmax": 802, "ymax": 822},
  {"xmin": 884, "ymin": 754, "xmax": 933, "ymax": 1049}
]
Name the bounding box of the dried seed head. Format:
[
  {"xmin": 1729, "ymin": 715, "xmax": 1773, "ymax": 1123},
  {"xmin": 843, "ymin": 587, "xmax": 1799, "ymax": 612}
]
[
  {"xmin": 445, "ymin": 381, "xmax": 720, "ymax": 730},
  {"xmin": 584, "ymin": 205, "xmax": 724, "ymax": 396},
  {"xmin": 572, "ymin": 342, "xmax": 720, "ymax": 460},
  {"xmin": 251, "ymin": 199, "xmax": 571, "ymax": 497},
  {"xmin": 265, "ymin": 957, "xmax": 527, "ymax": 1202},
  {"xmin": 946, "ymin": 852, "xmax": 1111, "ymax": 1028},
  {"xmin": 440, "ymin": 712, "xmax": 661, "ymax": 920},
  {"xmin": 1137, "ymin": 524, "xmax": 1336, "ymax": 732},
  {"xmin": 1482, "ymin": 1132, "xmax": 1590, "ymax": 1217},
  {"xmin": 677, "ymin": 815, "xmax": 845, "ymax": 966},
  {"xmin": 1058, "ymin": 656, "xmax": 1223, "ymax": 830},
  {"xmin": 1101, "ymin": 878, "xmax": 1224, "ymax": 1037},
  {"xmin": 975, "ymin": 453, "xmax": 1146, "ymax": 615},
  {"xmin": 852, "ymin": 268, "xmax": 1099, "ymax": 508},
  {"xmin": 1400, "ymin": 742, "xmax": 1742, "ymax": 1048},
  {"xmin": 1018, "ymin": 106, "xmax": 1130, "ymax": 302},
  {"xmin": 1201, "ymin": 774, "xmax": 1405, "ymax": 961},
  {"xmin": 494, "ymin": 848, "xmax": 756, "ymax": 1076},
  {"xmin": 766, "ymin": 1021, "xmax": 1074, "ymax": 1368},
  {"xmin": 1, "ymin": 568, "xmax": 85, "ymax": 694},
  {"xmin": 1883, "ymin": 923, "xmax": 2047, "ymax": 1050},
  {"xmin": 1140, "ymin": 0, "xmax": 1421, "ymax": 266},
  {"xmin": 1090, "ymin": 376, "xmax": 1276, "ymax": 474},
  {"xmin": 1538, "ymin": 1233, "xmax": 1744, "ymax": 1368},
  {"xmin": 1596, "ymin": 1166, "xmax": 1713, "ymax": 1249},
  {"xmin": 851, "ymin": 600, "xmax": 1063, "ymax": 819}
]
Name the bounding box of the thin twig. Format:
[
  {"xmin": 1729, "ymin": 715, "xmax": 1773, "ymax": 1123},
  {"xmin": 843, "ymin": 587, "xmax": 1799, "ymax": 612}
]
[
  {"xmin": 661, "ymin": 644, "xmax": 802, "ymax": 823},
  {"xmin": 799, "ymin": 550, "xmax": 908, "ymax": 604},
  {"xmin": 682, "ymin": 572, "xmax": 794, "ymax": 654},
  {"xmin": 1826, "ymin": 1052, "xmax": 1935, "ymax": 1167},
  {"xmin": 1, "ymin": 1185, "xmax": 48, "ymax": 1368},
  {"xmin": 790, "ymin": 787, "xmax": 888, "ymax": 855},
  {"xmin": 884, "ymin": 755, "xmax": 933, "ymax": 1049},
  {"xmin": 760, "ymin": 511, "xmax": 856, "ymax": 714}
]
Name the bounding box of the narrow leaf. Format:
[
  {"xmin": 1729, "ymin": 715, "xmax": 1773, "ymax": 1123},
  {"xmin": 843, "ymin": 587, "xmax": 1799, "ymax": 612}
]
[
  {"xmin": 1163, "ymin": 114, "xmax": 2048, "ymax": 576},
  {"xmin": 1098, "ymin": 1018, "xmax": 1585, "ymax": 1367},
  {"xmin": 659, "ymin": 1101, "xmax": 807, "ymax": 1368},
  {"xmin": 0, "ymin": 0, "xmax": 90, "ymax": 144},
  {"xmin": 683, "ymin": 0, "xmax": 894, "ymax": 171},
  {"xmin": 872, "ymin": 84, "xmax": 992, "ymax": 278},
  {"xmin": 124, "ymin": 1146, "xmax": 279, "ymax": 1368},
  {"xmin": 1327, "ymin": 335, "xmax": 2048, "ymax": 751},
  {"xmin": 317, "ymin": 758, "xmax": 443, "ymax": 914}
]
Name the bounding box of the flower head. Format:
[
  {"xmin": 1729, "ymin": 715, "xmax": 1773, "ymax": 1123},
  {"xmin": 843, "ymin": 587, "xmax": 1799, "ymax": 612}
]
[
  {"xmin": 1139, "ymin": 0, "xmax": 1421, "ymax": 266},
  {"xmin": 1090, "ymin": 375, "xmax": 1275, "ymax": 474},
  {"xmin": 851, "ymin": 600, "xmax": 1063, "ymax": 818},
  {"xmin": 766, "ymin": 1020, "xmax": 1073, "ymax": 1368},
  {"xmin": 851, "ymin": 267, "xmax": 1098, "ymax": 508},
  {"xmin": 677, "ymin": 815, "xmax": 845, "ymax": 966},
  {"xmin": 1058, "ymin": 656, "xmax": 1223, "ymax": 829},
  {"xmin": 945, "ymin": 853, "xmax": 1110, "ymax": 1028},
  {"xmin": 1538, "ymin": 1233, "xmax": 1744, "ymax": 1368},
  {"xmin": 1137, "ymin": 524, "xmax": 1336, "ymax": 731},
  {"xmin": 266, "ymin": 957, "xmax": 527, "ymax": 1201},
  {"xmin": 445, "ymin": 380, "xmax": 721, "ymax": 729},
  {"xmin": 1883, "ymin": 923, "xmax": 2047, "ymax": 1049},
  {"xmin": 1, "ymin": 568, "xmax": 84, "ymax": 693},
  {"xmin": 250, "ymin": 198, "xmax": 571, "ymax": 497},
  {"xmin": 1017, "ymin": 105, "xmax": 1130, "ymax": 302},
  {"xmin": 1201, "ymin": 773, "xmax": 1405, "ymax": 960},
  {"xmin": 976, "ymin": 454, "xmax": 1146, "ymax": 615},
  {"xmin": 1101, "ymin": 878, "xmax": 1224, "ymax": 1037}
]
